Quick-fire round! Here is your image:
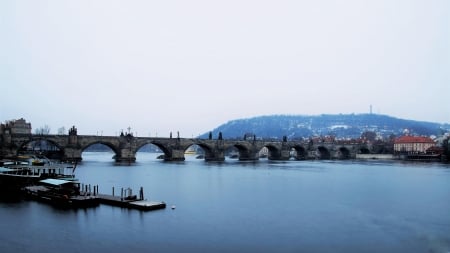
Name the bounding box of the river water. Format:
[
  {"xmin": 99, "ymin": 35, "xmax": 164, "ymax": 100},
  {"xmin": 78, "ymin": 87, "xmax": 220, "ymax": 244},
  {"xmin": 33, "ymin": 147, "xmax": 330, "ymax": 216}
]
[{"xmin": 1, "ymin": 152, "xmax": 450, "ymax": 253}]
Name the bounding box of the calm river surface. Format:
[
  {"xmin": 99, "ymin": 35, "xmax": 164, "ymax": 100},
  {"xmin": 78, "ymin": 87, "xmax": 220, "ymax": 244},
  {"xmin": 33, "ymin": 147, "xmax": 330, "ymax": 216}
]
[{"xmin": 1, "ymin": 152, "xmax": 450, "ymax": 253}]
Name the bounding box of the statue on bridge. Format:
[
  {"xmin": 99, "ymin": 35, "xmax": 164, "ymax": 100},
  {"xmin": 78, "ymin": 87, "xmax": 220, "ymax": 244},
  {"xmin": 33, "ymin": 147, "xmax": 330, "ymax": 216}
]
[{"xmin": 69, "ymin": 126, "xmax": 77, "ymax": 136}]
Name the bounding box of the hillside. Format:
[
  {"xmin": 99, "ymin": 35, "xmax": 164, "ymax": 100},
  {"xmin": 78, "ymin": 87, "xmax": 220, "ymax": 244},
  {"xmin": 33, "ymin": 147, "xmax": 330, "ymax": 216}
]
[{"xmin": 200, "ymin": 114, "xmax": 449, "ymax": 140}]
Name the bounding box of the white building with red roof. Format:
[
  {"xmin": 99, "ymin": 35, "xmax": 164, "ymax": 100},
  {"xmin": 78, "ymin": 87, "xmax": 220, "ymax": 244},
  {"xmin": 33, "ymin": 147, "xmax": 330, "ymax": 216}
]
[{"xmin": 394, "ymin": 135, "xmax": 436, "ymax": 154}]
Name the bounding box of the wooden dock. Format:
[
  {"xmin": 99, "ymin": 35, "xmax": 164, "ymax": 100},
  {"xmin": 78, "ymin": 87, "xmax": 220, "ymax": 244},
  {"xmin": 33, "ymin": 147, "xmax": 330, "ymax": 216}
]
[
  {"xmin": 95, "ymin": 193, "xmax": 166, "ymax": 211},
  {"xmin": 80, "ymin": 186, "xmax": 166, "ymax": 211},
  {"xmin": 81, "ymin": 185, "xmax": 166, "ymax": 211}
]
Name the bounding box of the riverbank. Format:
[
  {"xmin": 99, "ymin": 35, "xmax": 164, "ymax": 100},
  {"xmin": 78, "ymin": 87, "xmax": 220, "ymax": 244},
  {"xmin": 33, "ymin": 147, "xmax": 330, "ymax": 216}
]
[{"xmin": 356, "ymin": 154, "xmax": 395, "ymax": 160}]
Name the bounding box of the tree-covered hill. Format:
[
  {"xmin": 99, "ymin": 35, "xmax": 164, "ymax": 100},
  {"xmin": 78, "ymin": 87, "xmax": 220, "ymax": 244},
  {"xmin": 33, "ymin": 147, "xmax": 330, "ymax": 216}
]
[{"xmin": 200, "ymin": 114, "xmax": 449, "ymax": 140}]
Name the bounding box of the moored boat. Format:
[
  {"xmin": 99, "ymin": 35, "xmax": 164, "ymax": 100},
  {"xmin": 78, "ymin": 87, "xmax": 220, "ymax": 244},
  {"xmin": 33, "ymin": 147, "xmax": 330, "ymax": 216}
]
[
  {"xmin": 24, "ymin": 178, "xmax": 99, "ymax": 208},
  {"xmin": 0, "ymin": 166, "xmax": 40, "ymax": 192},
  {"xmin": 0, "ymin": 159, "xmax": 78, "ymax": 192}
]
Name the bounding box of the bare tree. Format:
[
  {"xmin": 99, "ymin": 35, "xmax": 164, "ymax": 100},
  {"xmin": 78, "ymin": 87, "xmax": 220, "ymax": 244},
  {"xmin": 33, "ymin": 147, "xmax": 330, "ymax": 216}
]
[
  {"xmin": 57, "ymin": 126, "xmax": 66, "ymax": 135},
  {"xmin": 35, "ymin": 125, "xmax": 51, "ymax": 135}
]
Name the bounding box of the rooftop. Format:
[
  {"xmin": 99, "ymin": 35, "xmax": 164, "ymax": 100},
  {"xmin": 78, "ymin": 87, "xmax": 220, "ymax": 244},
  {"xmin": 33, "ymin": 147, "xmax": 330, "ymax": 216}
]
[{"xmin": 394, "ymin": 136, "xmax": 435, "ymax": 144}]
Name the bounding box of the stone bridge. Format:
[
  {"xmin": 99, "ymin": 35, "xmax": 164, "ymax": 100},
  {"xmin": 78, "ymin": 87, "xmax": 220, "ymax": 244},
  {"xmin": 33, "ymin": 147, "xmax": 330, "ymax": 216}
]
[{"xmin": 1, "ymin": 133, "xmax": 373, "ymax": 162}]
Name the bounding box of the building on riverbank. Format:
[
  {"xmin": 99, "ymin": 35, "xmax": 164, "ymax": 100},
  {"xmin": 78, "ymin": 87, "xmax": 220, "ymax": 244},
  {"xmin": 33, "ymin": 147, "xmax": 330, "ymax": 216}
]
[
  {"xmin": 393, "ymin": 135, "xmax": 444, "ymax": 161},
  {"xmin": 0, "ymin": 118, "xmax": 32, "ymax": 135},
  {"xmin": 394, "ymin": 135, "xmax": 436, "ymax": 154}
]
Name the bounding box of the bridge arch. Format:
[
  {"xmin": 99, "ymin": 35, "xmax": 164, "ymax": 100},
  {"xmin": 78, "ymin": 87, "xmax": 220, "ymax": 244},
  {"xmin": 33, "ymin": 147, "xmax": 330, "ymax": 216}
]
[
  {"xmin": 147, "ymin": 142, "xmax": 171, "ymax": 159},
  {"xmin": 337, "ymin": 147, "xmax": 351, "ymax": 159},
  {"xmin": 17, "ymin": 137, "xmax": 64, "ymax": 159},
  {"xmin": 291, "ymin": 145, "xmax": 307, "ymax": 160},
  {"xmin": 19, "ymin": 137, "xmax": 63, "ymax": 151},
  {"xmin": 359, "ymin": 147, "xmax": 371, "ymax": 154},
  {"xmin": 81, "ymin": 141, "xmax": 121, "ymax": 158},
  {"xmin": 232, "ymin": 143, "xmax": 256, "ymax": 161},
  {"xmin": 135, "ymin": 140, "xmax": 166, "ymax": 155},
  {"xmin": 316, "ymin": 146, "xmax": 331, "ymax": 159},
  {"xmin": 190, "ymin": 143, "xmax": 213, "ymax": 160},
  {"xmin": 262, "ymin": 145, "xmax": 279, "ymax": 160},
  {"xmin": 225, "ymin": 146, "xmax": 239, "ymax": 159},
  {"xmin": 81, "ymin": 141, "xmax": 119, "ymax": 153},
  {"xmin": 135, "ymin": 142, "xmax": 162, "ymax": 153}
]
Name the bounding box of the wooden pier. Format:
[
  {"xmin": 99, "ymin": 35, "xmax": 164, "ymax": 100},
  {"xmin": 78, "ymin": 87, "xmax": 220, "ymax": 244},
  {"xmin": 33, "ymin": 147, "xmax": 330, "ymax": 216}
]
[
  {"xmin": 96, "ymin": 193, "xmax": 166, "ymax": 211},
  {"xmin": 82, "ymin": 185, "xmax": 166, "ymax": 211}
]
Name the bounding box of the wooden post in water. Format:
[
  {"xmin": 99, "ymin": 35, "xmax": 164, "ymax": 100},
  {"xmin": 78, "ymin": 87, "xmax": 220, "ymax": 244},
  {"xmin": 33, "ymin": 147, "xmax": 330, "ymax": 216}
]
[
  {"xmin": 112, "ymin": 187, "xmax": 115, "ymax": 197},
  {"xmin": 139, "ymin": 187, "xmax": 144, "ymax": 200}
]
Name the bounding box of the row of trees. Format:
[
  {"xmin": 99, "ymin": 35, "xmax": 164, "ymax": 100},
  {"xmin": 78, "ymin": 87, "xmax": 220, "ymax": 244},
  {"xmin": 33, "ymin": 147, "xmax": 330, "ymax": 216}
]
[{"xmin": 34, "ymin": 126, "xmax": 66, "ymax": 135}]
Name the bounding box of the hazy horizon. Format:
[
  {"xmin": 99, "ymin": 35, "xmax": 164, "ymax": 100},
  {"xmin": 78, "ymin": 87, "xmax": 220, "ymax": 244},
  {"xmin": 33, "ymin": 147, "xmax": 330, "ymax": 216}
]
[{"xmin": 2, "ymin": 0, "xmax": 449, "ymax": 137}]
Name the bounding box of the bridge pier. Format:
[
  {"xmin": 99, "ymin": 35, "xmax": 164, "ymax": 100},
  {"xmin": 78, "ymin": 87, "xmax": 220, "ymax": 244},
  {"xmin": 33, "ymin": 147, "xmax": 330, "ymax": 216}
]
[
  {"xmin": 115, "ymin": 148, "xmax": 137, "ymax": 163},
  {"xmin": 62, "ymin": 148, "xmax": 82, "ymax": 163},
  {"xmin": 202, "ymin": 142, "xmax": 226, "ymax": 162},
  {"xmin": 231, "ymin": 141, "xmax": 260, "ymax": 161},
  {"xmin": 115, "ymin": 155, "xmax": 136, "ymax": 163},
  {"xmin": 204, "ymin": 150, "xmax": 225, "ymax": 162},
  {"xmin": 238, "ymin": 151, "xmax": 260, "ymax": 161},
  {"xmin": 268, "ymin": 149, "xmax": 291, "ymax": 160},
  {"xmin": 280, "ymin": 150, "xmax": 292, "ymax": 160},
  {"xmin": 164, "ymin": 149, "xmax": 185, "ymax": 162}
]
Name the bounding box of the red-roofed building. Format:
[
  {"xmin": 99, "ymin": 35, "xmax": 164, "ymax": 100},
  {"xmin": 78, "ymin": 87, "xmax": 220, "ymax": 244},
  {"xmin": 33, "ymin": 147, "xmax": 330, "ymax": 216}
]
[{"xmin": 394, "ymin": 136, "xmax": 435, "ymax": 154}]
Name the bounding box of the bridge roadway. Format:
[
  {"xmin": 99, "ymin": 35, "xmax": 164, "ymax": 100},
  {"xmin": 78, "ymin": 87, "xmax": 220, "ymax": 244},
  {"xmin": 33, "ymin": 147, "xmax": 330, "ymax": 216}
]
[{"xmin": 1, "ymin": 133, "xmax": 372, "ymax": 162}]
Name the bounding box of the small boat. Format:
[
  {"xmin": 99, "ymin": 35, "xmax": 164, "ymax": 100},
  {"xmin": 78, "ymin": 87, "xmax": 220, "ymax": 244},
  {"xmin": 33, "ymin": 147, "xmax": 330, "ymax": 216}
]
[
  {"xmin": 17, "ymin": 154, "xmax": 50, "ymax": 166},
  {"xmin": 0, "ymin": 166, "xmax": 40, "ymax": 192},
  {"xmin": 24, "ymin": 178, "xmax": 99, "ymax": 208},
  {"xmin": 0, "ymin": 160, "xmax": 77, "ymax": 192}
]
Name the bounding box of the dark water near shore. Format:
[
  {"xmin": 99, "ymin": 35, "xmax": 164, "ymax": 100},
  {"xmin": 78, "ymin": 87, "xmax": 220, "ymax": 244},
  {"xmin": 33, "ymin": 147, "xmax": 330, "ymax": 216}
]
[{"xmin": 1, "ymin": 152, "xmax": 450, "ymax": 253}]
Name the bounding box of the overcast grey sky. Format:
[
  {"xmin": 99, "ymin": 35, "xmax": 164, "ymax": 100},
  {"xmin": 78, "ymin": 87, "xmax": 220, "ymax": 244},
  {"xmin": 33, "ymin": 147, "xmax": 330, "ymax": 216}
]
[{"xmin": 1, "ymin": 0, "xmax": 449, "ymax": 137}]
